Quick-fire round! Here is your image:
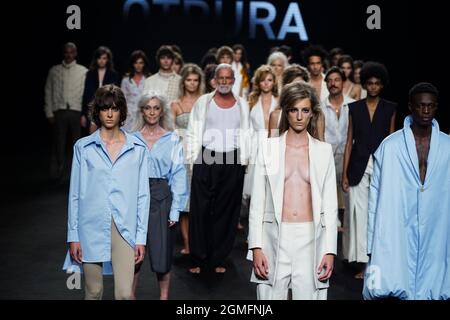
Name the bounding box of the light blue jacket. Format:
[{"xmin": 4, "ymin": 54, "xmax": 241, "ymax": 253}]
[
  {"xmin": 134, "ymin": 131, "xmax": 188, "ymax": 222},
  {"xmin": 363, "ymin": 116, "xmax": 450, "ymax": 300},
  {"xmin": 63, "ymin": 129, "xmax": 150, "ymax": 274}
]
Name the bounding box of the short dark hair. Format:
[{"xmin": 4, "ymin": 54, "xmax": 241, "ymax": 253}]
[
  {"xmin": 156, "ymin": 45, "xmax": 175, "ymax": 62},
  {"xmin": 90, "ymin": 85, "xmax": 127, "ymax": 128},
  {"xmin": 360, "ymin": 61, "xmax": 389, "ymax": 86},
  {"xmin": 302, "ymin": 45, "xmax": 328, "ymax": 64},
  {"xmin": 329, "ymin": 47, "xmax": 344, "ymax": 58},
  {"xmin": 325, "ymin": 66, "xmax": 347, "ymax": 82},
  {"xmin": 408, "ymin": 82, "xmax": 439, "ymax": 101},
  {"xmin": 279, "ymin": 45, "xmax": 293, "ymax": 58}
]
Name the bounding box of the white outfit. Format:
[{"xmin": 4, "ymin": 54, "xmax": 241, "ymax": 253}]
[
  {"xmin": 186, "ymin": 90, "xmax": 252, "ymax": 166},
  {"xmin": 248, "ymin": 132, "xmax": 338, "ymax": 300},
  {"xmin": 121, "ymin": 76, "xmax": 147, "ymax": 132},
  {"xmin": 243, "ymin": 95, "xmax": 278, "ymax": 198},
  {"xmin": 143, "ymin": 71, "xmax": 181, "ymax": 104},
  {"xmin": 232, "ymin": 61, "xmax": 249, "ymax": 98},
  {"xmin": 257, "ymin": 222, "xmax": 327, "ymax": 300},
  {"xmin": 202, "ymin": 100, "xmax": 241, "ymax": 152},
  {"xmin": 44, "ymin": 60, "xmax": 87, "ymax": 118},
  {"xmin": 347, "ymin": 156, "xmax": 373, "ymax": 263},
  {"xmin": 318, "ymin": 75, "xmax": 329, "ymax": 103}
]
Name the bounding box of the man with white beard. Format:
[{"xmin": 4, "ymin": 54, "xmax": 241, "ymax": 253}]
[{"xmin": 186, "ymin": 64, "xmax": 252, "ymax": 274}]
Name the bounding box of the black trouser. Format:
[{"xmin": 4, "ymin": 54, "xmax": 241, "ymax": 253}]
[
  {"xmin": 189, "ymin": 147, "xmax": 246, "ymax": 269},
  {"xmin": 53, "ymin": 110, "xmax": 81, "ymax": 180}
]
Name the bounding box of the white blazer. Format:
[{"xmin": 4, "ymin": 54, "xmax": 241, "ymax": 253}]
[
  {"xmin": 185, "ymin": 90, "xmax": 253, "ymax": 166},
  {"xmin": 247, "ymin": 132, "xmax": 338, "ymax": 289}
]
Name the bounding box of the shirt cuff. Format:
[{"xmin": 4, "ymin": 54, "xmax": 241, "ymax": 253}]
[
  {"xmin": 67, "ymin": 230, "xmax": 79, "ymax": 243},
  {"xmin": 135, "ymin": 231, "xmax": 147, "ymax": 246},
  {"xmin": 169, "ymin": 209, "xmax": 180, "ymax": 222}
]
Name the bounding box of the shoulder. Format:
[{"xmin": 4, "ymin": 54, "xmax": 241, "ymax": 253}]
[
  {"xmin": 374, "ymin": 130, "xmax": 403, "ymax": 158},
  {"xmin": 75, "ymin": 64, "xmax": 88, "ymax": 72},
  {"xmin": 74, "ymin": 135, "xmax": 95, "ymax": 149},
  {"xmin": 381, "ymin": 99, "xmax": 398, "ymax": 109},
  {"xmin": 348, "ymin": 99, "xmax": 365, "ymax": 110},
  {"xmin": 311, "ymin": 136, "xmax": 332, "ymax": 154},
  {"xmin": 439, "ymin": 131, "xmax": 450, "ymax": 146},
  {"xmin": 127, "ymin": 132, "xmax": 148, "ymax": 150}
]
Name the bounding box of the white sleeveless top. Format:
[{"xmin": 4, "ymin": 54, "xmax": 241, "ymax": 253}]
[{"xmin": 203, "ymin": 99, "xmax": 241, "ymax": 152}]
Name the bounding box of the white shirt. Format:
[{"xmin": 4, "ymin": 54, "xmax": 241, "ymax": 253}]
[
  {"xmin": 202, "ymin": 99, "xmax": 241, "ymax": 152},
  {"xmin": 322, "ymin": 95, "xmax": 355, "ymax": 155},
  {"xmin": 143, "ymin": 71, "xmax": 181, "ymax": 104}
]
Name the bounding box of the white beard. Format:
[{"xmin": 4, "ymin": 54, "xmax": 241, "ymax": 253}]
[{"xmin": 217, "ymin": 85, "xmax": 232, "ymax": 94}]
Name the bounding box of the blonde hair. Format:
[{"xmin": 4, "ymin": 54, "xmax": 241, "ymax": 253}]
[
  {"xmin": 178, "ymin": 63, "xmax": 204, "ymax": 98},
  {"xmin": 133, "ymin": 91, "xmax": 174, "ymax": 132},
  {"xmin": 248, "ymin": 65, "xmax": 278, "ymax": 108}
]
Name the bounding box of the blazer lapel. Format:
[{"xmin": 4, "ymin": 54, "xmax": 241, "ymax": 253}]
[
  {"xmin": 308, "ymin": 134, "xmax": 324, "ymax": 225},
  {"xmin": 265, "ymin": 132, "xmax": 286, "ymax": 223}
]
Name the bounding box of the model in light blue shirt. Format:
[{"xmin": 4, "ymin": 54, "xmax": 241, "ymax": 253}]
[
  {"xmin": 132, "ymin": 90, "xmax": 188, "ymax": 300},
  {"xmin": 63, "ymin": 86, "xmax": 150, "ymax": 277}
]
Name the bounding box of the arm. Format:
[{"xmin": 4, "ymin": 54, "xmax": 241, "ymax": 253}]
[
  {"xmin": 68, "ymin": 143, "xmax": 82, "ymax": 263},
  {"xmin": 44, "ymin": 68, "xmax": 54, "ymax": 120},
  {"xmin": 367, "ymin": 149, "xmax": 382, "ymax": 256},
  {"xmin": 318, "ymin": 145, "xmax": 338, "ymax": 281},
  {"xmin": 248, "ymin": 141, "xmax": 269, "ymax": 279},
  {"xmin": 170, "ymin": 101, "xmax": 180, "ymax": 130},
  {"xmin": 135, "ymin": 148, "xmax": 150, "ymax": 246},
  {"xmin": 185, "ymin": 98, "xmax": 202, "ymax": 164},
  {"xmin": 342, "ymin": 114, "xmax": 353, "ymax": 192},
  {"xmin": 168, "ymin": 136, "xmax": 188, "ymax": 223},
  {"xmin": 389, "ymin": 111, "xmax": 396, "ymax": 133}
]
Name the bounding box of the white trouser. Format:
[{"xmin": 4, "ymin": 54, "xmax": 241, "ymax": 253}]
[
  {"xmin": 257, "ymin": 222, "xmax": 327, "ymax": 300},
  {"xmin": 347, "ymin": 156, "xmax": 373, "ymax": 263}
]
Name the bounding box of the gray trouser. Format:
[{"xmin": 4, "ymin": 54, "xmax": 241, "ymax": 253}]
[
  {"xmin": 53, "ymin": 110, "xmax": 81, "ymax": 179},
  {"xmin": 83, "ymin": 220, "xmax": 135, "ymax": 300}
]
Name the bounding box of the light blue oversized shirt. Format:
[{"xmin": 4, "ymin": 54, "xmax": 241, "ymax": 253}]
[
  {"xmin": 134, "ymin": 131, "xmax": 188, "ymax": 222},
  {"xmin": 363, "ymin": 116, "xmax": 450, "ymax": 300},
  {"xmin": 62, "ymin": 129, "xmax": 150, "ymax": 274}
]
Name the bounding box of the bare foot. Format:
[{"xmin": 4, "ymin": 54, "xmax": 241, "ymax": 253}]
[
  {"xmin": 354, "ymin": 271, "xmax": 364, "ymax": 279},
  {"xmin": 189, "ymin": 267, "xmax": 201, "ymax": 274},
  {"xmin": 338, "ymin": 226, "xmax": 344, "ymax": 233},
  {"xmin": 237, "ymin": 222, "xmax": 244, "ymax": 230},
  {"xmin": 180, "ymin": 248, "xmax": 190, "ymax": 255},
  {"xmin": 215, "ymin": 266, "xmax": 226, "ymax": 273}
]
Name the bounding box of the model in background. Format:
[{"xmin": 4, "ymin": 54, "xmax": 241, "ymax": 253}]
[
  {"xmin": 231, "ymin": 44, "xmax": 250, "ymax": 99},
  {"xmin": 303, "ymin": 45, "xmax": 329, "ymax": 103},
  {"xmin": 170, "ymin": 63, "xmax": 204, "ymax": 255},
  {"xmin": 133, "ymin": 92, "xmax": 188, "ymax": 300},
  {"xmin": 267, "ymin": 51, "xmax": 288, "ymax": 95},
  {"xmin": 121, "ymin": 50, "xmax": 151, "ymax": 132},
  {"xmin": 82, "ymin": 46, "xmax": 120, "ymax": 133},
  {"xmin": 338, "ymin": 55, "xmax": 362, "ymax": 100},
  {"xmin": 186, "ymin": 64, "xmax": 252, "ymax": 274},
  {"xmin": 44, "ymin": 42, "xmax": 87, "ymax": 183},
  {"xmin": 342, "ymin": 62, "xmax": 396, "ymax": 279},
  {"xmin": 144, "ymin": 45, "xmax": 181, "ymax": 105}
]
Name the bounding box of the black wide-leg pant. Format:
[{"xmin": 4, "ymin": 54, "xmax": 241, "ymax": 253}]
[{"xmin": 189, "ymin": 147, "xmax": 246, "ymax": 269}]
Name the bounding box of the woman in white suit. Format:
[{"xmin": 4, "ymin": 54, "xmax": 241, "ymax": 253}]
[{"xmin": 248, "ymin": 82, "xmax": 338, "ymax": 300}]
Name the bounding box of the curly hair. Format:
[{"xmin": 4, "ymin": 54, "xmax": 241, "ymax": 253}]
[
  {"xmin": 360, "ymin": 61, "xmax": 389, "ymax": 86},
  {"xmin": 302, "ymin": 45, "xmax": 328, "ymax": 65},
  {"xmin": 90, "ymin": 85, "xmax": 127, "ymax": 128}
]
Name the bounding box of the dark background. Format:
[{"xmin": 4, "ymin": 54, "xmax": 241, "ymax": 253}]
[{"xmin": 4, "ymin": 0, "xmax": 449, "ymax": 190}]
